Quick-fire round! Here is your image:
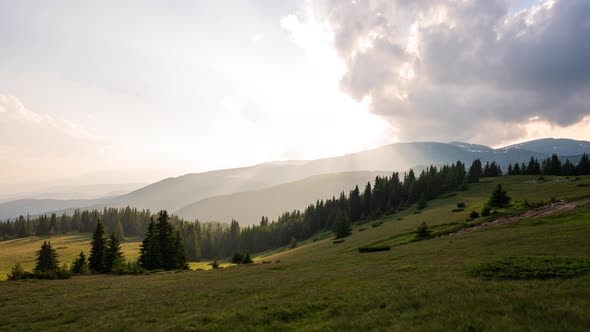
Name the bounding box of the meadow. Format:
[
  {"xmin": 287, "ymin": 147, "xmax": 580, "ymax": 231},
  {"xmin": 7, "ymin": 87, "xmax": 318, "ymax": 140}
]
[{"xmin": 1, "ymin": 175, "xmax": 590, "ymax": 331}]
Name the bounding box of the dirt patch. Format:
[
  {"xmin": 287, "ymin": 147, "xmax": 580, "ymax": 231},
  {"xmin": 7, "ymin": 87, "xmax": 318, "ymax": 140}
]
[{"xmin": 450, "ymin": 198, "xmax": 590, "ymax": 237}]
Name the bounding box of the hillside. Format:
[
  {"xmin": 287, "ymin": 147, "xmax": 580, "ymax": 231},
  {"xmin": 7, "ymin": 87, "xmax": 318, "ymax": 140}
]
[
  {"xmin": 1, "ymin": 175, "xmax": 590, "ymax": 330},
  {"xmin": 175, "ymin": 171, "xmax": 391, "ymax": 225},
  {"xmin": 2, "ymin": 138, "xmax": 589, "ymax": 221}
]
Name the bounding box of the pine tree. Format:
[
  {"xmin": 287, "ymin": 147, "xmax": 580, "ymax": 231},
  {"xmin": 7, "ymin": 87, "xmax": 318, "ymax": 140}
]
[
  {"xmin": 71, "ymin": 251, "xmax": 87, "ymax": 274},
  {"xmin": 577, "ymin": 153, "xmax": 590, "ymax": 175},
  {"xmin": 242, "ymin": 251, "xmax": 253, "ymax": 264},
  {"xmin": 488, "ymin": 184, "xmax": 511, "ymax": 208},
  {"xmin": 332, "ymin": 211, "xmax": 351, "ymax": 239},
  {"xmin": 34, "ymin": 241, "xmax": 59, "ymax": 274},
  {"xmin": 139, "ymin": 219, "xmax": 162, "ymax": 270},
  {"xmin": 157, "ymin": 210, "xmax": 176, "ymax": 270},
  {"xmin": 89, "ymin": 219, "xmax": 107, "ymax": 273},
  {"xmin": 361, "ymin": 182, "xmax": 372, "ymax": 218},
  {"xmin": 416, "ymin": 193, "xmax": 428, "ymax": 210},
  {"xmin": 105, "ymin": 232, "xmax": 124, "ymax": 273},
  {"xmin": 172, "ymin": 230, "xmax": 189, "ymax": 270},
  {"xmin": 468, "ymin": 159, "xmax": 482, "ymax": 183},
  {"xmin": 349, "ymin": 185, "xmax": 362, "ymax": 222}
]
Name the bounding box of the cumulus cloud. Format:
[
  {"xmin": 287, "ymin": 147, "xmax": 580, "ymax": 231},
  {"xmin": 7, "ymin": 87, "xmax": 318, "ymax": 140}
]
[{"xmin": 309, "ymin": 0, "xmax": 590, "ymax": 144}]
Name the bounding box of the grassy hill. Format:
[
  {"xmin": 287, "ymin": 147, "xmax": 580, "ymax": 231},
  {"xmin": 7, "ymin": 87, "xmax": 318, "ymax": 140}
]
[{"xmin": 1, "ymin": 175, "xmax": 590, "ymax": 330}]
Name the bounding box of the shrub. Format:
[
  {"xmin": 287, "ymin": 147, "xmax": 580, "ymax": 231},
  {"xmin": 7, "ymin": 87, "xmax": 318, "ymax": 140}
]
[
  {"xmin": 417, "ymin": 194, "xmax": 428, "ymax": 210},
  {"xmin": 468, "ymin": 256, "xmax": 590, "ymax": 280},
  {"xmin": 481, "ymin": 204, "xmax": 491, "ymax": 217},
  {"xmin": 55, "ymin": 264, "xmax": 72, "ymax": 279},
  {"xmin": 333, "ymin": 239, "xmax": 345, "ymax": 244},
  {"xmin": 289, "ymin": 237, "xmax": 297, "ymax": 249},
  {"xmin": 210, "ymin": 260, "xmax": 220, "ymax": 269},
  {"xmin": 457, "ymin": 202, "xmax": 466, "ymax": 208},
  {"xmin": 415, "ymin": 222, "xmax": 430, "ymax": 240},
  {"xmin": 358, "ymin": 245, "xmax": 390, "ymax": 253},
  {"xmin": 242, "ymin": 251, "xmax": 253, "ymax": 264},
  {"xmin": 469, "ymin": 210, "xmax": 480, "ymax": 219},
  {"xmin": 7, "ymin": 263, "xmax": 28, "ymax": 280},
  {"xmin": 231, "ymin": 252, "xmax": 244, "ymax": 264}
]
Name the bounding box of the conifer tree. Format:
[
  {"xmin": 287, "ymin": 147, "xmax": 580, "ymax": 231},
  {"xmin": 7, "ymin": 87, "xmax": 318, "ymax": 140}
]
[
  {"xmin": 332, "ymin": 211, "xmax": 351, "ymax": 239},
  {"xmin": 71, "ymin": 251, "xmax": 87, "ymax": 274},
  {"xmin": 139, "ymin": 219, "xmax": 162, "ymax": 270},
  {"xmin": 468, "ymin": 159, "xmax": 483, "ymax": 183},
  {"xmin": 34, "ymin": 241, "xmax": 59, "ymax": 273},
  {"xmin": 349, "ymin": 185, "xmax": 362, "ymax": 222},
  {"xmin": 577, "ymin": 153, "xmax": 590, "ymax": 175},
  {"xmin": 172, "ymin": 230, "xmax": 189, "ymax": 270},
  {"xmin": 105, "ymin": 232, "xmax": 124, "ymax": 273},
  {"xmin": 417, "ymin": 193, "xmax": 428, "ymax": 210},
  {"xmin": 488, "ymin": 184, "xmax": 511, "ymax": 208},
  {"xmin": 89, "ymin": 219, "xmax": 107, "ymax": 273}
]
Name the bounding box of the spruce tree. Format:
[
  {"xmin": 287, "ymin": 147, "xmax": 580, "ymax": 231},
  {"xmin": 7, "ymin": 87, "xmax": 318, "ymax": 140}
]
[
  {"xmin": 34, "ymin": 241, "xmax": 59, "ymax": 274},
  {"xmin": 468, "ymin": 159, "xmax": 483, "ymax": 183},
  {"xmin": 89, "ymin": 219, "xmax": 107, "ymax": 273},
  {"xmin": 488, "ymin": 184, "xmax": 511, "ymax": 208},
  {"xmin": 157, "ymin": 210, "xmax": 176, "ymax": 270},
  {"xmin": 71, "ymin": 251, "xmax": 87, "ymax": 274},
  {"xmin": 172, "ymin": 230, "xmax": 189, "ymax": 270},
  {"xmin": 577, "ymin": 153, "xmax": 590, "ymax": 175},
  {"xmin": 333, "ymin": 211, "xmax": 351, "ymax": 239},
  {"xmin": 139, "ymin": 219, "xmax": 162, "ymax": 270},
  {"xmin": 105, "ymin": 232, "xmax": 124, "ymax": 273},
  {"xmin": 349, "ymin": 185, "xmax": 362, "ymax": 222}
]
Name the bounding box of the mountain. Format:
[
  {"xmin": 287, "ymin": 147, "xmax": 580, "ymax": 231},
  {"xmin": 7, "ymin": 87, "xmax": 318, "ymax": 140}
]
[
  {"xmin": 2, "ymin": 138, "xmax": 589, "ymax": 221},
  {"xmin": 0, "ymin": 198, "xmax": 109, "ymax": 220},
  {"xmin": 500, "ymin": 138, "xmax": 590, "ymax": 156},
  {"xmin": 175, "ymin": 171, "xmax": 390, "ymax": 225}
]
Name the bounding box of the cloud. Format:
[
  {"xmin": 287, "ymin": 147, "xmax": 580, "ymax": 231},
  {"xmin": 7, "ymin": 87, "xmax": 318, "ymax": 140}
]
[
  {"xmin": 308, "ymin": 0, "xmax": 590, "ymax": 144},
  {"xmin": 0, "ymin": 95, "xmax": 112, "ymax": 184}
]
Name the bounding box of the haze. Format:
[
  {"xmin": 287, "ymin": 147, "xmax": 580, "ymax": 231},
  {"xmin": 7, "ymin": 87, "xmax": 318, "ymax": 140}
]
[{"xmin": 1, "ymin": 0, "xmax": 590, "ymax": 195}]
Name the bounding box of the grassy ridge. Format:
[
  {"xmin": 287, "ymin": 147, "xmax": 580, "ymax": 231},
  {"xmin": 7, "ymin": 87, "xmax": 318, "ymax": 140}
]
[{"xmin": 0, "ymin": 175, "xmax": 590, "ymax": 330}]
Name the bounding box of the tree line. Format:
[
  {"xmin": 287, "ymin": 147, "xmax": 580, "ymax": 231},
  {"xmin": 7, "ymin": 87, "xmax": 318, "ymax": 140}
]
[{"xmin": 2, "ymin": 153, "xmax": 590, "ymax": 261}]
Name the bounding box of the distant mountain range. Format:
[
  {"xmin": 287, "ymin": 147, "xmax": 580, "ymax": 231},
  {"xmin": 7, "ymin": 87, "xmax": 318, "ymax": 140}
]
[{"xmin": 1, "ymin": 138, "xmax": 589, "ymax": 223}]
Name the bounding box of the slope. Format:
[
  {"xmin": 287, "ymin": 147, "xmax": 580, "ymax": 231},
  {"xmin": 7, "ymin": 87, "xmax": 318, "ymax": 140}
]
[{"xmin": 175, "ymin": 171, "xmax": 391, "ymax": 225}]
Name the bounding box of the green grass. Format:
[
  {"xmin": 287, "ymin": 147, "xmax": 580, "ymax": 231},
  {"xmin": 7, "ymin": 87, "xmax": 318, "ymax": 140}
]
[
  {"xmin": 0, "ymin": 234, "xmax": 142, "ymax": 281},
  {"xmin": 468, "ymin": 256, "xmax": 590, "ymax": 280},
  {"xmin": 1, "ymin": 176, "xmax": 590, "ymax": 331}
]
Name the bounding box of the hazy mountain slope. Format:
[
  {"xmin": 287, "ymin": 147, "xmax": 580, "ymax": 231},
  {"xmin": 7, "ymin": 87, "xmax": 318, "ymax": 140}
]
[
  {"xmin": 501, "ymin": 138, "xmax": 590, "ymax": 156},
  {"xmin": 3, "ymin": 138, "xmax": 590, "ymax": 219},
  {"xmin": 175, "ymin": 171, "xmax": 391, "ymax": 225},
  {"xmin": 0, "ymin": 198, "xmax": 108, "ymax": 220}
]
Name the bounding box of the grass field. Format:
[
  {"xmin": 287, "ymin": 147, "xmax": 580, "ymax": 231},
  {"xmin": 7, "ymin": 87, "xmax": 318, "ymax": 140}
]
[{"xmin": 1, "ymin": 175, "xmax": 590, "ymax": 331}]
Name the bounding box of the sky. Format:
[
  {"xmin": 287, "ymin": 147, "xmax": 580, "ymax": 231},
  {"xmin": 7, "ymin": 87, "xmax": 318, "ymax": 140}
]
[{"xmin": 1, "ymin": 0, "xmax": 590, "ymax": 191}]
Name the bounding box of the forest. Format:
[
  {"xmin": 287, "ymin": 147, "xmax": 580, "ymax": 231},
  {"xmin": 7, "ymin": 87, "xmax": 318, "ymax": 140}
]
[{"xmin": 1, "ymin": 153, "xmax": 589, "ymax": 261}]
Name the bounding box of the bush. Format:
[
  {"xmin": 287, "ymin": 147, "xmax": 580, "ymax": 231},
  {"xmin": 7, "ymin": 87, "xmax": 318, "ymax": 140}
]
[
  {"xmin": 55, "ymin": 264, "xmax": 72, "ymax": 279},
  {"xmin": 358, "ymin": 245, "xmax": 390, "ymax": 253},
  {"xmin": 457, "ymin": 202, "xmax": 466, "ymax": 208},
  {"xmin": 415, "ymin": 222, "xmax": 430, "ymax": 240},
  {"xmin": 333, "ymin": 239, "xmax": 345, "ymax": 244},
  {"xmin": 469, "ymin": 210, "xmax": 480, "ymax": 219},
  {"xmin": 210, "ymin": 260, "xmax": 220, "ymax": 269},
  {"xmin": 231, "ymin": 252, "xmax": 244, "ymax": 264},
  {"xmin": 242, "ymin": 251, "xmax": 253, "ymax": 264},
  {"xmin": 481, "ymin": 204, "xmax": 491, "ymax": 217},
  {"xmin": 7, "ymin": 263, "xmax": 28, "ymax": 280},
  {"xmin": 468, "ymin": 256, "xmax": 590, "ymax": 280}
]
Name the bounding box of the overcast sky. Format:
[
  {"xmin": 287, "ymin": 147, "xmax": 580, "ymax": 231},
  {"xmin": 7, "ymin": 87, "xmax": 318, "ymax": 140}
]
[{"xmin": 1, "ymin": 0, "xmax": 589, "ymax": 189}]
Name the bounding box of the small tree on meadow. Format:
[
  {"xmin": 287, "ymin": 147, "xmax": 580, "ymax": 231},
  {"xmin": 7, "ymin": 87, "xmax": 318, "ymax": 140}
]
[
  {"xmin": 488, "ymin": 184, "xmax": 511, "ymax": 208},
  {"xmin": 415, "ymin": 222, "xmax": 430, "ymax": 240},
  {"xmin": 89, "ymin": 219, "xmax": 107, "ymax": 273},
  {"xmin": 104, "ymin": 232, "xmax": 124, "ymax": 273},
  {"xmin": 71, "ymin": 251, "xmax": 88, "ymax": 274},
  {"xmin": 34, "ymin": 241, "xmax": 59, "ymax": 274},
  {"xmin": 242, "ymin": 251, "xmax": 253, "ymax": 264},
  {"xmin": 231, "ymin": 252, "xmax": 243, "ymax": 264}
]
